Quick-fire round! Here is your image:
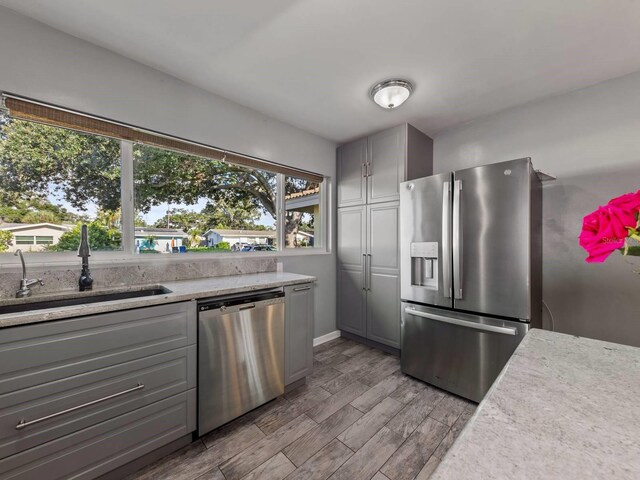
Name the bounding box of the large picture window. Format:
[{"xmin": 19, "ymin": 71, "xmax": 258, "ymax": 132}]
[
  {"xmin": 0, "ymin": 112, "xmax": 122, "ymax": 254},
  {"xmin": 0, "ymin": 97, "xmax": 325, "ymax": 257},
  {"xmin": 133, "ymin": 144, "xmax": 277, "ymax": 254}
]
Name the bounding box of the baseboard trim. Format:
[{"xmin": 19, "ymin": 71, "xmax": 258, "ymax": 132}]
[{"xmin": 313, "ymin": 330, "xmax": 341, "ymax": 347}]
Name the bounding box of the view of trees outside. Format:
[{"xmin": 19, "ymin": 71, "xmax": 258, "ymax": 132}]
[
  {"xmin": 133, "ymin": 143, "xmax": 277, "ymax": 252},
  {"xmin": 0, "ymin": 114, "xmax": 320, "ymax": 253}
]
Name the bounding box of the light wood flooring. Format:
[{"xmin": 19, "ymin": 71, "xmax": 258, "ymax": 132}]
[{"xmin": 128, "ymin": 337, "xmax": 476, "ymax": 480}]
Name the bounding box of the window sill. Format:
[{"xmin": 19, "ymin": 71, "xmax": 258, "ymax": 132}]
[{"xmin": 0, "ymin": 248, "xmax": 332, "ymax": 271}]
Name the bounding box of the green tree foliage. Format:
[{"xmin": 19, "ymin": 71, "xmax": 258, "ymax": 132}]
[
  {"xmin": 49, "ymin": 222, "xmax": 121, "ymax": 252},
  {"xmin": 134, "ymin": 144, "xmax": 276, "ymax": 220},
  {"xmin": 0, "ymin": 230, "xmax": 12, "ymax": 252},
  {"xmin": 0, "ymin": 116, "xmax": 121, "ymax": 212},
  {"xmin": 0, "ymin": 116, "xmax": 278, "ymax": 238},
  {"xmin": 0, "ymin": 197, "xmax": 87, "ymax": 224}
]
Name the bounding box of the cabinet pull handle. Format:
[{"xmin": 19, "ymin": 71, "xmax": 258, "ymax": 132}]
[
  {"xmin": 367, "ymin": 254, "xmax": 372, "ymax": 291},
  {"xmin": 361, "ymin": 163, "xmax": 367, "ymax": 178},
  {"xmin": 362, "ymin": 253, "xmax": 367, "ymax": 290},
  {"xmin": 293, "ymin": 286, "xmax": 311, "ymax": 292},
  {"xmin": 15, "ymin": 383, "xmax": 145, "ymax": 430}
]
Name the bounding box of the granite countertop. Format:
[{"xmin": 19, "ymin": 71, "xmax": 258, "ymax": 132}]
[
  {"xmin": 0, "ymin": 272, "xmax": 315, "ymax": 328},
  {"xmin": 432, "ymin": 329, "xmax": 640, "ymax": 480}
]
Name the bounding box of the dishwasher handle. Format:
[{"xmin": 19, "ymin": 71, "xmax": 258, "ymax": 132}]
[{"xmin": 199, "ymin": 289, "xmax": 284, "ymax": 311}]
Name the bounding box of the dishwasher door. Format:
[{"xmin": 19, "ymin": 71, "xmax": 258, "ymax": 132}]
[{"xmin": 198, "ymin": 290, "xmax": 285, "ymax": 435}]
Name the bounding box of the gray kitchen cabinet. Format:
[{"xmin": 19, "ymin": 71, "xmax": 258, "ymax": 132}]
[
  {"xmin": 0, "ymin": 301, "xmax": 197, "ymax": 480},
  {"xmin": 336, "ymin": 123, "xmax": 432, "ymax": 349},
  {"xmin": 284, "ymin": 282, "xmax": 315, "ymax": 385},
  {"xmin": 337, "ymin": 123, "xmax": 433, "ymax": 208},
  {"xmin": 337, "ymin": 203, "xmax": 400, "ymax": 348},
  {"xmin": 337, "ymin": 205, "xmax": 367, "ymax": 337},
  {"xmin": 367, "ymin": 125, "xmax": 405, "ymax": 204},
  {"xmin": 366, "ymin": 202, "xmax": 401, "ymax": 348},
  {"xmin": 337, "ymin": 137, "xmax": 367, "ymax": 207}
]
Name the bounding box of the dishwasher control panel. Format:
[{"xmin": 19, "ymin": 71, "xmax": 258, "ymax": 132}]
[{"xmin": 198, "ymin": 289, "xmax": 284, "ymax": 312}]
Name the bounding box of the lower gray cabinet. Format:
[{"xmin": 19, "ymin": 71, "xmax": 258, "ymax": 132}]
[
  {"xmin": 337, "ymin": 202, "xmax": 400, "ymax": 349},
  {"xmin": 0, "ymin": 301, "xmax": 197, "ymax": 480},
  {"xmin": 284, "ymin": 282, "xmax": 315, "ymax": 385}
]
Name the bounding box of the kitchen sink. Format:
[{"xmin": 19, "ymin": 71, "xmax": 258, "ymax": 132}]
[{"xmin": 0, "ymin": 286, "xmax": 172, "ymax": 315}]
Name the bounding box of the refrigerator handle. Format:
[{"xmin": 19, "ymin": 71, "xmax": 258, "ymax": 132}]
[
  {"xmin": 403, "ymin": 307, "xmax": 517, "ymax": 335},
  {"xmin": 453, "ymin": 179, "xmax": 463, "ymax": 299},
  {"xmin": 442, "ymin": 181, "xmax": 452, "ymax": 299}
]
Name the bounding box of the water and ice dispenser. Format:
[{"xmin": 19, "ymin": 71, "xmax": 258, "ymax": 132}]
[{"xmin": 410, "ymin": 242, "xmax": 438, "ymax": 289}]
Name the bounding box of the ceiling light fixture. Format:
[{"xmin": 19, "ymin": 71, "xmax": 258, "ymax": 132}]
[{"xmin": 370, "ymin": 79, "xmax": 413, "ymax": 109}]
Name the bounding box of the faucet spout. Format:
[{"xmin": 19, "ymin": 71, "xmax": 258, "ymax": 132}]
[
  {"xmin": 14, "ymin": 249, "xmax": 26, "ymax": 281},
  {"xmin": 14, "ymin": 249, "xmax": 44, "ymax": 298}
]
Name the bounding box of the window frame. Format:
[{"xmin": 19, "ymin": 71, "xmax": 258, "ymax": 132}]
[{"xmin": 0, "ymin": 110, "xmax": 331, "ymax": 265}]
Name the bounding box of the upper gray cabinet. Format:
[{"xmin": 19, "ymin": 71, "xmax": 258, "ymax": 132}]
[
  {"xmin": 337, "ymin": 137, "xmax": 367, "ymax": 207},
  {"xmin": 367, "ymin": 126, "xmax": 405, "ymax": 204},
  {"xmin": 337, "ymin": 124, "xmax": 433, "ymax": 208}
]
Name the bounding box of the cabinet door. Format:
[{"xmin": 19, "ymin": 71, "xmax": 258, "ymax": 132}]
[
  {"xmin": 337, "ymin": 206, "xmax": 367, "ymax": 336},
  {"xmin": 366, "ymin": 202, "xmax": 401, "ymax": 348},
  {"xmin": 367, "ymin": 125, "xmax": 406, "ymax": 204},
  {"xmin": 337, "ymin": 138, "xmax": 367, "ymax": 207},
  {"xmin": 284, "ymin": 283, "xmax": 315, "ymax": 385}
]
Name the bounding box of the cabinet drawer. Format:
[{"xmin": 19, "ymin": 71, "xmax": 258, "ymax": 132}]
[
  {"xmin": 0, "ymin": 390, "xmax": 196, "ymax": 480},
  {"xmin": 0, "ymin": 345, "xmax": 195, "ymax": 459},
  {"xmin": 0, "ymin": 302, "xmax": 196, "ymax": 395}
]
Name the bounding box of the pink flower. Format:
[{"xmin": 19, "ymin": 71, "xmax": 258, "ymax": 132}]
[
  {"xmin": 608, "ymin": 190, "xmax": 640, "ymax": 214},
  {"xmin": 579, "ymin": 205, "xmax": 636, "ymax": 263}
]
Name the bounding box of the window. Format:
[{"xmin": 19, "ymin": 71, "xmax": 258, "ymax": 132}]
[
  {"xmin": 15, "ymin": 235, "xmax": 34, "ymax": 245},
  {"xmin": 0, "ymin": 111, "xmax": 122, "ymax": 254},
  {"xmin": 0, "ymin": 96, "xmax": 325, "ymax": 257},
  {"xmin": 36, "ymin": 236, "xmax": 54, "ymax": 245},
  {"xmin": 133, "ymin": 144, "xmax": 277, "ymax": 254},
  {"xmin": 285, "ymin": 176, "xmax": 321, "ymax": 248}
]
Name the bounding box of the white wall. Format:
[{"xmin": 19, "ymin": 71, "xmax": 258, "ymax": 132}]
[
  {"xmin": 0, "ymin": 7, "xmax": 338, "ymax": 337},
  {"xmin": 435, "ymin": 70, "xmax": 640, "ymax": 347}
]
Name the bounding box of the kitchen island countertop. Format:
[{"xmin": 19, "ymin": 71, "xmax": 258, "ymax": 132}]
[
  {"xmin": 0, "ymin": 271, "xmax": 315, "ymax": 328},
  {"xmin": 433, "ymin": 328, "xmax": 640, "ymax": 480}
]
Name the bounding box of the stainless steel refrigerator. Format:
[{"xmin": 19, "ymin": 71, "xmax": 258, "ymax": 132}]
[{"xmin": 400, "ymin": 157, "xmax": 541, "ymax": 402}]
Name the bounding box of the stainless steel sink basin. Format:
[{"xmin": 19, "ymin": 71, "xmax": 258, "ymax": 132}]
[{"xmin": 0, "ymin": 286, "xmax": 172, "ymax": 315}]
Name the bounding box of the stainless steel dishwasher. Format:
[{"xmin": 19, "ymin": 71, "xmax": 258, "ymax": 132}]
[{"xmin": 198, "ymin": 288, "xmax": 285, "ymax": 435}]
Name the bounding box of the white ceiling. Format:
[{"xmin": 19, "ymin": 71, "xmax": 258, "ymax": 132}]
[{"xmin": 2, "ymin": 0, "xmax": 640, "ymax": 143}]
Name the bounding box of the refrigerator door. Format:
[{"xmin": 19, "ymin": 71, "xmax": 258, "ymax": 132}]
[
  {"xmin": 400, "ymin": 173, "xmax": 453, "ymax": 308},
  {"xmin": 452, "ymin": 158, "xmax": 532, "ymax": 320},
  {"xmin": 401, "ymin": 302, "xmax": 528, "ymax": 402}
]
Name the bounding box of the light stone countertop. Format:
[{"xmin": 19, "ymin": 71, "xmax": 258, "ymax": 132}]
[
  {"xmin": 432, "ymin": 329, "xmax": 640, "ymax": 480},
  {"xmin": 0, "ymin": 272, "xmax": 315, "ymax": 328}
]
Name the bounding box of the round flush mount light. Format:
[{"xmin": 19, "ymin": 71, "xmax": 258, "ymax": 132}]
[{"xmin": 370, "ymin": 79, "xmax": 413, "ymax": 109}]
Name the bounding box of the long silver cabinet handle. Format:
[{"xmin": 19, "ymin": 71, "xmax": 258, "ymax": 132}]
[
  {"xmin": 452, "ymin": 179, "xmax": 463, "ymax": 299},
  {"xmin": 362, "ymin": 253, "xmax": 367, "ymax": 291},
  {"xmin": 366, "ymin": 254, "xmax": 372, "ymax": 291},
  {"xmin": 293, "ymin": 286, "xmax": 311, "ymax": 292},
  {"xmin": 15, "ymin": 383, "xmax": 145, "ymax": 430},
  {"xmin": 442, "ymin": 181, "xmax": 452, "ymax": 299},
  {"xmin": 404, "ymin": 307, "xmax": 517, "ymax": 336}
]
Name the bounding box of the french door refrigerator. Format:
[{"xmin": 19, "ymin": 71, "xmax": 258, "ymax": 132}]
[{"xmin": 400, "ymin": 158, "xmax": 541, "ymax": 402}]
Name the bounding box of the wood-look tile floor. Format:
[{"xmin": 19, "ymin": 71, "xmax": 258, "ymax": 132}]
[{"xmin": 128, "ymin": 338, "xmax": 476, "ymax": 480}]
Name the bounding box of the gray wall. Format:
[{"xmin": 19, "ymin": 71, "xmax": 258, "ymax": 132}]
[
  {"xmin": 434, "ymin": 70, "xmax": 640, "ymax": 347},
  {"xmin": 0, "ymin": 7, "xmax": 338, "ymax": 338}
]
